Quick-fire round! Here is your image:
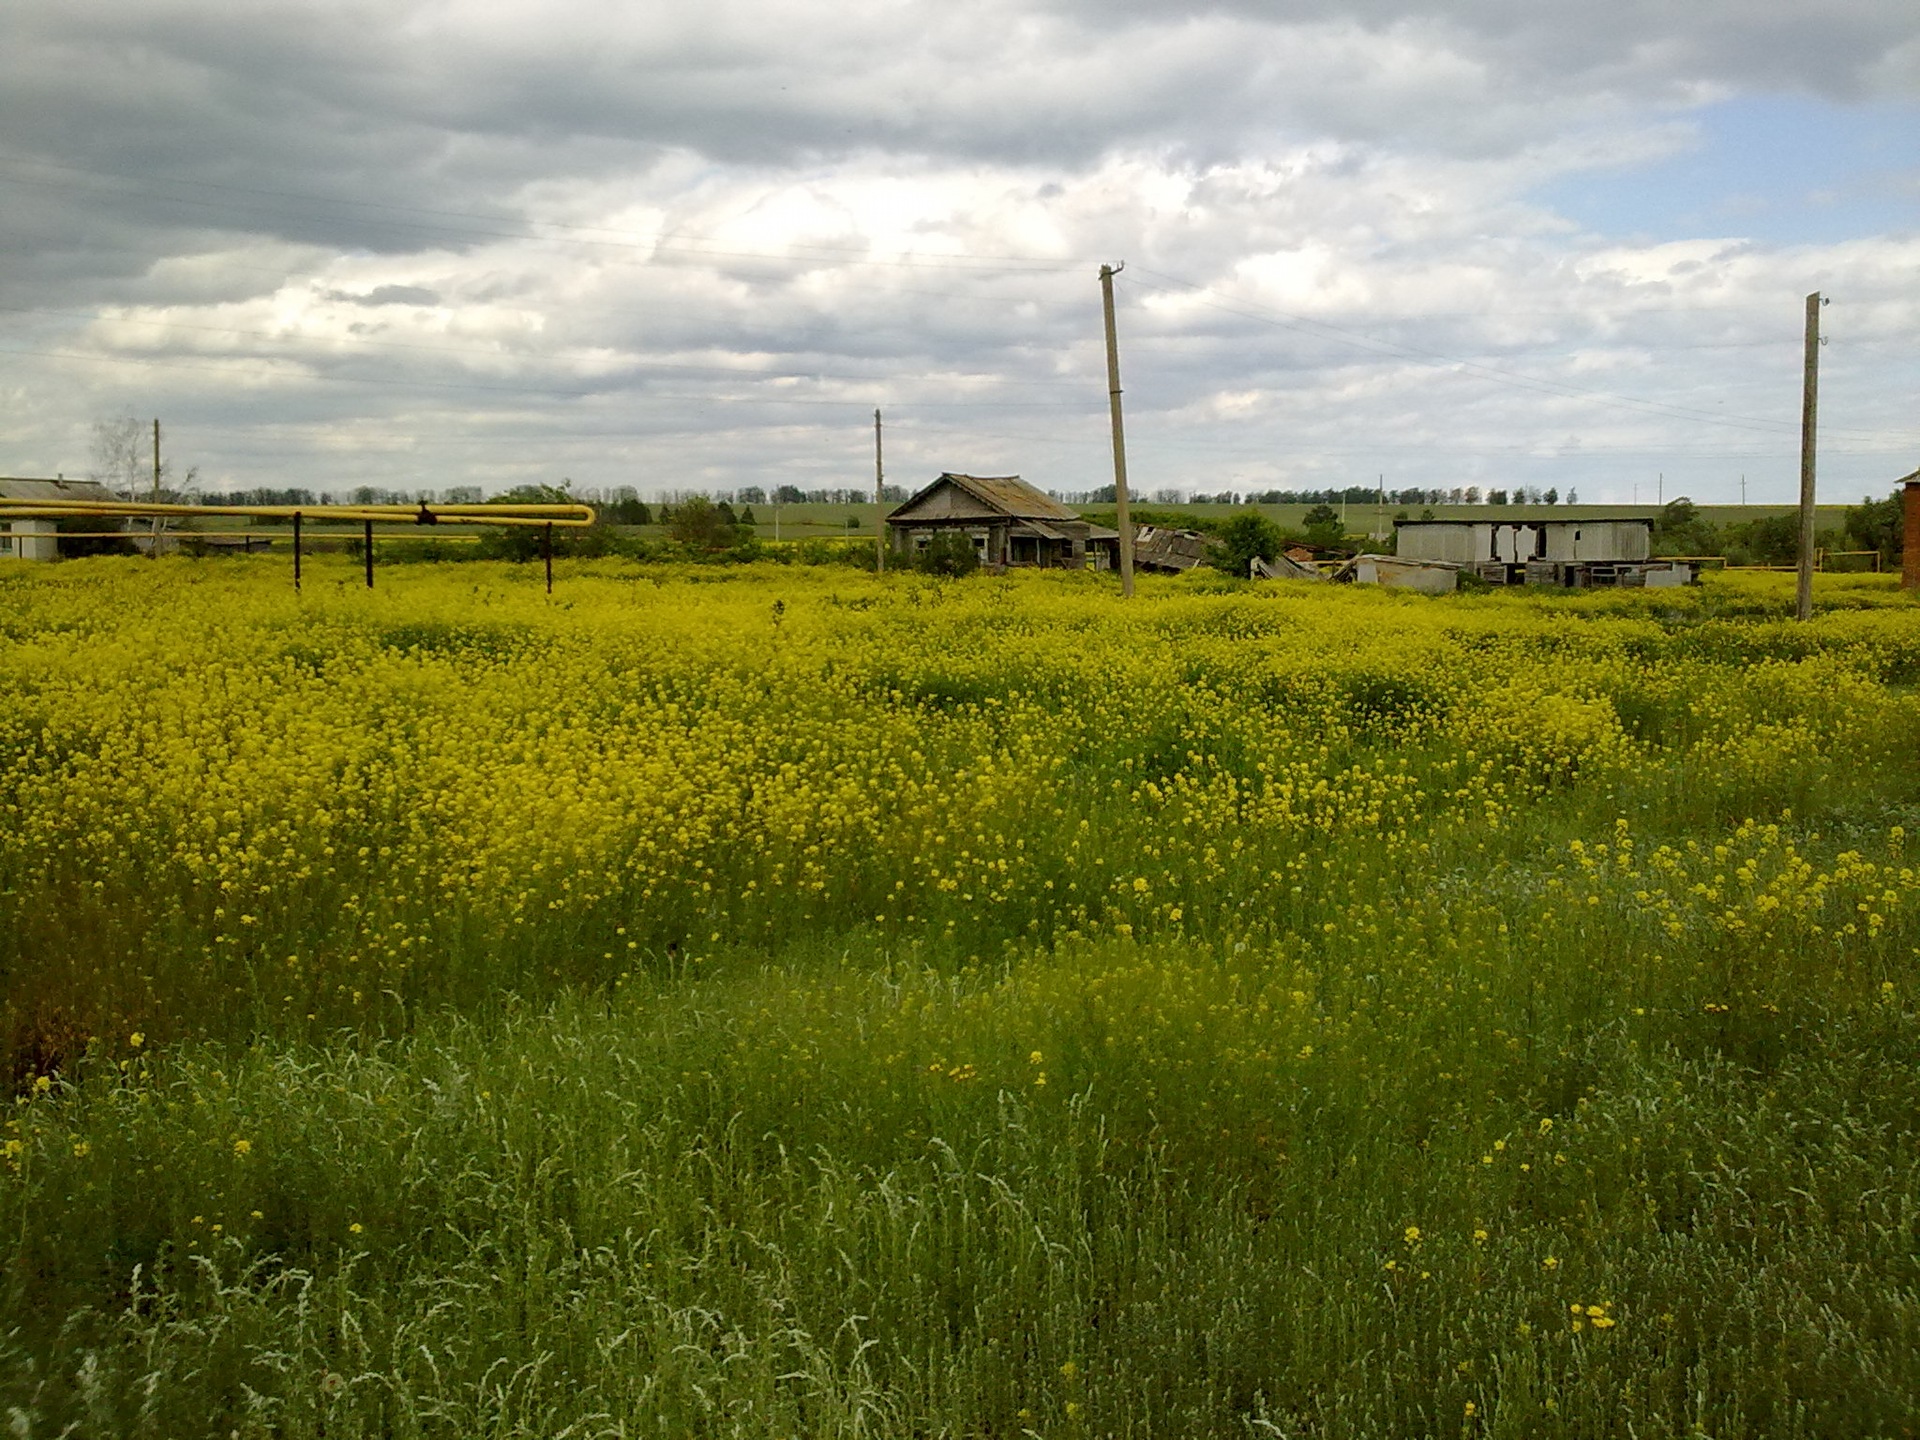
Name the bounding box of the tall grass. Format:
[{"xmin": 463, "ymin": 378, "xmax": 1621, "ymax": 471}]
[{"xmin": 1, "ymin": 557, "xmax": 1917, "ymax": 1435}]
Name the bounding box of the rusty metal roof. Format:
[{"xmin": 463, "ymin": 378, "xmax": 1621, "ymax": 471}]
[{"xmin": 893, "ymin": 473, "xmax": 1078, "ymax": 522}]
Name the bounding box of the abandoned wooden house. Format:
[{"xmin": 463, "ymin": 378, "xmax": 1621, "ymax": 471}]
[{"xmin": 885, "ymin": 473, "xmax": 1117, "ymax": 569}]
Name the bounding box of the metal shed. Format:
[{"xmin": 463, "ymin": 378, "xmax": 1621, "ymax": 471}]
[{"xmin": 1394, "ymin": 516, "xmax": 1665, "ymax": 586}]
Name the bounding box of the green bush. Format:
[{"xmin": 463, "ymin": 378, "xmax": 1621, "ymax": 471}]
[
  {"xmin": 1208, "ymin": 510, "xmax": 1287, "ymax": 576},
  {"xmin": 913, "ymin": 531, "xmax": 981, "ymax": 577}
]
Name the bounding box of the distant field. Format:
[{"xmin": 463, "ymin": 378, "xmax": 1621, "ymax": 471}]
[
  {"xmin": 2, "ymin": 558, "xmax": 1918, "ymax": 1437},
  {"xmin": 718, "ymin": 500, "xmax": 1863, "ymax": 540},
  {"xmin": 170, "ymin": 499, "xmax": 1865, "ymax": 544}
]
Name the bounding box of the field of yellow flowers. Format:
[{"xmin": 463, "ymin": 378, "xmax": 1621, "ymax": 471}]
[{"xmin": 3, "ymin": 554, "xmax": 1918, "ymax": 1438}]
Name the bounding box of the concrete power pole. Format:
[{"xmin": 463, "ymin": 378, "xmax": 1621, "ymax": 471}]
[
  {"xmin": 1098, "ymin": 263, "xmax": 1135, "ymax": 598},
  {"xmin": 873, "ymin": 408, "xmax": 885, "ymax": 573},
  {"xmin": 1796, "ymin": 292, "xmax": 1825, "ymax": 623}
]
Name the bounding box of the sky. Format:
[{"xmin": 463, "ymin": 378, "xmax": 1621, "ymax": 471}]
[{"xmin": 1, "ymin": 0, "xmax": 1916, "ymax": 507}]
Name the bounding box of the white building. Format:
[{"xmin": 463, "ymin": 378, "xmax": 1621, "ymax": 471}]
[
  {"xmin": 1395, "ymin": 517, "xmax": 1653, "ymax": 567},
  {"xmin": 0, "ymin": 477, "xmax": 122, "ymax": 560}
]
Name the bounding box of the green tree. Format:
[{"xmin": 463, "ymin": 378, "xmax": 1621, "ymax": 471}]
[
  {"xmin": 669, "ymin": 495, "xmax": 740, "ymax": 552},
  {"xmin": 1209, "ymin": 511, "xmax": 1286, "ymax": 576},
  {"xmin": 487, "ymin": 482, "xmax": 576, "ymax": 505},
  {"xmin": 1844, "ymin": 490, "xmax": 1902, "ymax": 563},
  {"xmin": 1722, "ymin": 513, "xmax": 1799, "ymax": 567},
  {"xmin": 1300, "ymin": 503, "xmax": 1345, "ymax": 550},
  {"xmin": 1653, "ymin": 497, "xmax": 1719, "ymax": 557},
  {"xmin": 604, "ymin": 495, "xmax": 651, "ymax": 525}
]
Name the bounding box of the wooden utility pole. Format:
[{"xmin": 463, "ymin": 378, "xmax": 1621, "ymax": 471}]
[
  {"xmin": 150, "ymin": 419, "xmax": 163, "ymax": 556},
  {"xmin": 874, "ymin": 408, "xmax": 886, "ymax": 573},
  {"xmin": 1098, "ymin": 264, "xmax": 1135, "ymax": 597},
  {"xmin": 1796, "ymin": 292, "xmax": 1824, "ymax": 622}
]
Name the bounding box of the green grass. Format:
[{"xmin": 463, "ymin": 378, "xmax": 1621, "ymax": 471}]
[{"xmin": 2, "ymin": 560, "xmax": 1919, "ymax": 1436}]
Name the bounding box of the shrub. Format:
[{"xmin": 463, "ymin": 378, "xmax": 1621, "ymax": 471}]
[
  {"xmin": 913, "ymin": 532, "xmax": 981, "ymax": 577},
  {"xmin": 1208, "ymin": 511, "xmax": 1286, "ymax": 576}
]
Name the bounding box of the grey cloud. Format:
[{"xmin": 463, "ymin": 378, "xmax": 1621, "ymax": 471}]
[
  {"xmin": 325, "ymin": 284, "xmax": 444, "ymax": 307},
  {"xmin": 3, "ymin": 0, "xmax": 1914, "ymax": 313},
  {"xmin": 0, "ymin": 0, "xmax": 1915, "ymax": 504}
]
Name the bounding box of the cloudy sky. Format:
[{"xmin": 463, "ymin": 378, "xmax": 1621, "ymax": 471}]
[{"xmin": 2, "ymin": 0, "xmax": 1916, "ymax": 505}]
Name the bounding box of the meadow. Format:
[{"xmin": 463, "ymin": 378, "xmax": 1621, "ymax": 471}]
[{"xmin": 1, "ymin": 556, "xmax": 1916, "ymax": 1438}]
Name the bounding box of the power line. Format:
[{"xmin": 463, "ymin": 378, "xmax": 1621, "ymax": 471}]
[{"xmin": 1125, "ymin": 266, "xmax": 1910, "ymax": 443}]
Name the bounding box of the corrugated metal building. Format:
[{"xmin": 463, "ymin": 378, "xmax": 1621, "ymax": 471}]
[
  {"xmin": 1396, "ymin": 517, "xmax": 1653, "ymax": 566},
  {"xmin": 1394, "ymin": 516, "xmax": 1680, "ymax": 586}
]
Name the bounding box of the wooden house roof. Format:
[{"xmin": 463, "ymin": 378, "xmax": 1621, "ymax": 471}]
[
  {"xmin": 1134, "ymin": 525, "xmax": 1210, "ymax": 572},
  {"xmin": 887, "ymin": 473, "xmax": 1079, "ymax": 525}
]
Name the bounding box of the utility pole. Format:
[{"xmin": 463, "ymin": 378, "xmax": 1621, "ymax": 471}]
[
  {"xmin": 1098, "ymin": 263, "xmax": 1135, "ymax": 597},
  {"xmin": 150, "ymin": 419, "xmax": 163, "ymax": 556},
  {"xmin": 1796, "ymin": 291, "xmax": 1825, "ymax": 622},
  {"xmin": 1657, "ymin": 472, "xmax": 1663, "ymax": 507},
  {"xmin": 873, "ymin": 408, "xmax": 886, "ymax": 573},
  {"xmin": 1740, "ymin": 473, "xmax": 1747, "ymax": 506}
]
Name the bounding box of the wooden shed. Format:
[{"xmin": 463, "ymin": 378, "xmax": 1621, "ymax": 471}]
[{"xmin": 886, "ymin": 473, "xmax": 1102, "ymax": 569}]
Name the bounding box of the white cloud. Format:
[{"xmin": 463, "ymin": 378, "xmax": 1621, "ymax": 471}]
[{"xmin": 0, "ymin": 0, "xmax": 1915, "ymax": 504}]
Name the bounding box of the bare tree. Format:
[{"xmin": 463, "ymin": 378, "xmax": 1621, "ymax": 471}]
[
  {"xmin": 88, "ymin": 414, "xmax": 198, "ymax": 552},
  {"xmin": 89, "ymin": 414, "xmax": 146, "ymax": 501}
]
